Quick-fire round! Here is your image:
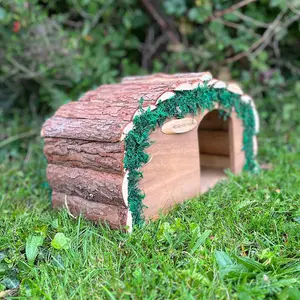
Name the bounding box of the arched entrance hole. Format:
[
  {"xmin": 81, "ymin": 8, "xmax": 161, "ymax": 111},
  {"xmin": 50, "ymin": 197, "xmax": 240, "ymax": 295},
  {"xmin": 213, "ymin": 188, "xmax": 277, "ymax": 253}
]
[{"xmin": 198, "ymin": 110, "xmax": 231, "ymax": 192}]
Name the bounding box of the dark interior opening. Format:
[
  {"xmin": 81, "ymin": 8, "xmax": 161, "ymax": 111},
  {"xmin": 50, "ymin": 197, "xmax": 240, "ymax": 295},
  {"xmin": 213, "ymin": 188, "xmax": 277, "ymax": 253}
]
[{"xmin": 198, "ymin": 110, "xmax": 231, "ymax": 192}]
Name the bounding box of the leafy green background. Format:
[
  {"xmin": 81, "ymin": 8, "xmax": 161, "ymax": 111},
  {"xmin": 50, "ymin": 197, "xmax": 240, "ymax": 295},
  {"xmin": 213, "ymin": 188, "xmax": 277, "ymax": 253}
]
[
  {"xmin": 0, "ymin": 0, "xmax": 300, "ymax": 298},
  {"xmin": 1, "ymin": 0, "xmax": 299, "ymax": 129}
]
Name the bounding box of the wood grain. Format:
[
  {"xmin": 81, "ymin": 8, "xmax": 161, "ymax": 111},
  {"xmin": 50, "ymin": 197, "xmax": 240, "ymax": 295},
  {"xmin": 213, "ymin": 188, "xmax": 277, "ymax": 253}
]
[
  {"xmin": 139, "ymin": 123, "xmax": 201, "ymax": 218},
  {"xmin": 200, "ymin": 168, "xmax": 227, "ymax": 193},
  {"xmin": 44, "ymin": 138, "xmax": 124, "ymax": 174},
  {"xmin": 42, "ymin": 116, "xmax": 127, "ymax": 142},
  {"xmin": 198, "ymin": 130, "xmax": 230, "ymax": 156},
  {"xmin": 52, "ymin": 191, "xmax": 128, "ymax": 229},
  {"xmin": 200, "ymin": 154, "xmax": 230, "ymax": 169},
  {"xmin": 197, "ymin": 109, "xmax": 229, "ymax": 130},
  {"xmin": 161, "ymin": 118, "xmax": 198, "ymax": 134},
  {"xmin": 47, "ymin": 165, "xmax": 125, "ymax": 207},
  {"xmin": 229, "ymin": 111, "xmax": 245, "ymax": 174},
  {"xmin": 41, "ymin": 72, "xmax": 250, "ymax": 228},
  {"xmin": 140, "ymin": 108, "xmax": 245, "ymax": 219}
]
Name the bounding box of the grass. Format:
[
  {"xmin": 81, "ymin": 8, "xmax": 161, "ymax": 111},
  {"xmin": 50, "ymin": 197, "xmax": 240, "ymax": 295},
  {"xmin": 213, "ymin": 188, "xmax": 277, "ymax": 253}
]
[{"xmin": 0, "ymin": 110, "xmax": 300, "ymax": 299}]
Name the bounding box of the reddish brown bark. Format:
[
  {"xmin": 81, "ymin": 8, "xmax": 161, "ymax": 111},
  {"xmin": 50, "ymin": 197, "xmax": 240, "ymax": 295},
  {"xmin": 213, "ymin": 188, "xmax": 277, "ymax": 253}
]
[
  {"xmin": 44, "ymin": 138, "xmax": 124, "ymax": 174},
  {"xmin": 42, "ymin": 73, "xmax": 211, "ymax": 143},
  {"xmin": 78, "ymin": 74, "xmax": 207, "ymax": 105},
  {"xmin": 54, "ymin": 101, "xmax": 136, "ymax": 121},
  {"xmin": 52, "ymin": 191, "xmax": 128, "ymax": 229},
  {"xmin": 42, "ymin": 116, "xmax": 127, "ymax": 142},
  {"xmin": 79, "ymin": 78, "xmax": 189, "ymax": 104},
  {"xmin": 120, "ymin": 72, "xmax": 207, "ymax": 83},
  {"xmin": 41, "ymin": 72, "xmax": 214, "ymax": 228},
  {"xmin": 47, "ymin": 164, "xmax": 125, "ymax": 207}
]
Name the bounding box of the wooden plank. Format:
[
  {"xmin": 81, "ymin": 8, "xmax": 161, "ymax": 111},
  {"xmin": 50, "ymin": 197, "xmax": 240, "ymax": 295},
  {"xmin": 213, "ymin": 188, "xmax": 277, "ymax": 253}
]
[
  {"xmin": 55, "ymin": 101, "xmax": 135, "ymax": 122},
  {"xmin": 139, "ymin": 109, "xmax": 223, "ymax": 219},
  {"xmin": 40, "ymin": 73, "xmax": 251, "ymax": 229},
  {"xmin": 52, "ymin": 191, "xmax": 128, "ymax": 229},
  {"xmin": 47, "ymin": 165, "xmax": 125, "ymax": 207},
  {"xmin": 139, "ymin": 107, "xmax": 245, "ymax": 220},
  {"xmin": 44, "ymin": 138, "xmax": 124, "ymax": 174},
  {"xmin": 121, "ymin": 72, "xmax": 209, "ymax": 83},
  {"xmin": 42, "ymin": 116, "xmax": 127, "ymax": 142},
  {"xmin": 198, "ymin": 130, "xmax": 230, "ymax": 156},
  {"xmin": 200, "ymin": 167, "xmax": 227, "ymax": 193},
  {"xmin": 139, "ymin": 118, "xmax": 201, "ymax": 219},
  {"xmin": 229, "ymin": 111, "xmax": 245, "ymax": 174},
  {"xmin": 197, "ymin": 110, "xmax": 229, "ymax": 130},
  {"xmin": 200, "ymin": 154, "xmax": 230, "ymax": 169}
]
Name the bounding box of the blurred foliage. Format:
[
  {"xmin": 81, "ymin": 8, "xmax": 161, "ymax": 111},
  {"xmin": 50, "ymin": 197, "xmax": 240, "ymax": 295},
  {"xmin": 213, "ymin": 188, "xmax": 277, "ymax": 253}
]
[
  {"xmin": 0, "ymin": 2, "xmax": 299, "ymax": 296},
  {"xmin": 0, "ymin": 0, "xmax": 299, "ymax": 132}
]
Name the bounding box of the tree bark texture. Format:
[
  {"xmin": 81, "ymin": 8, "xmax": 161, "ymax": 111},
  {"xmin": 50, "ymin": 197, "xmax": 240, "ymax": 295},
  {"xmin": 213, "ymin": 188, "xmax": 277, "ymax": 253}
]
[
  {"xmin": 41, "ymin": 72, "xmax": 214, "ymax": 228},
  {"xmin": 52, "ymin": 191, "xmax": 128, "ymax": 229},
  {"xmin": 44, "ymin": 138, "xmax": 124, "ymax": 174},
  {"xmin": 47, "ymin": 164, "xmax": 125, "ymax": 207}
]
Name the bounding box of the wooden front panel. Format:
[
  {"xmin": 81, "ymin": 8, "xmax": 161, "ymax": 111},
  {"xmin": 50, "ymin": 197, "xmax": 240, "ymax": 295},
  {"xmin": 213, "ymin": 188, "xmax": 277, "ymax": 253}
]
[
  {"xmin": 139, "ymin": 108, "xmax": 245, "ymax": 219},
  {"xmin": 139, "ymin": 119, "xmax": 201, "ymax": 219}
]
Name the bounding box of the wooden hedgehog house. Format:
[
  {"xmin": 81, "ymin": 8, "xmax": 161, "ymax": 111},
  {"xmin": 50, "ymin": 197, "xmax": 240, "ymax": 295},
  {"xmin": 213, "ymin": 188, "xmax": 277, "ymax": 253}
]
[{"xmin": 41, "ymin": 72, "xmax": 259, "ymax": 231}]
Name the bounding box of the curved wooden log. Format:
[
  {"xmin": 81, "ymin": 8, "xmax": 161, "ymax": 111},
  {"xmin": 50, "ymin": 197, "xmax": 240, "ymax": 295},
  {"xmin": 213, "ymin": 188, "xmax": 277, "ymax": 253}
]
[
  {"xmin": 44, "ymin": 138, "xmax": 124, "ymax": 174},
  {"xmin": 42, "ymin": 73, "xmax": 217, "ymax": 143},
  {"xmin": 79, "ymin": 74, "xmax": 212, "ymax": 105},
  {"xmin": 42, "ymin": 116, "xmax": 126, "ymax": 142},
  {"xmin": 41, "ymin": 72, "xmax": 256, "ymax": 230},
  {"xmin": 121, "ymin": 72, "xmax": 210, "ymax": 83},
  {"xmin": 54, "ymin": 100, "xmax": 137, "ymax": 121},
  {"xmin": 52, "ymin": 191, "xmax": 128, "ymax": 229},
  {"xmin": 47, "ymin": 165, "xmax": 125, "ymax": 207}
]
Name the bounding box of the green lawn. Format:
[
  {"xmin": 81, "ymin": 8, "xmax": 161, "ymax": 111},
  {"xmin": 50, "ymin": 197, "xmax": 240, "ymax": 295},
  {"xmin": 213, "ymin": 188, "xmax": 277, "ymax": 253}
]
[{"xmin": 0, "ymin": 112, "xmax": 299, "ymax": 299}]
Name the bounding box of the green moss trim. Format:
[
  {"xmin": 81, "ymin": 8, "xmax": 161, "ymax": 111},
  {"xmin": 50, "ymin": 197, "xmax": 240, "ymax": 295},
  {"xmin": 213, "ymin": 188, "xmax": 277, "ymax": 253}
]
[{"xmin": 124, "ymin": 85, "xmax": 259, "ymax": 226}]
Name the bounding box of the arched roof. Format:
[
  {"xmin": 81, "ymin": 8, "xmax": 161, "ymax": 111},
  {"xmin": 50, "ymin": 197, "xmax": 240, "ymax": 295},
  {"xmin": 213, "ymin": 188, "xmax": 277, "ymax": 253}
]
[
  {"xmin": 42, "ymin": 72, "xmax": 259, "ymax": 143},
  {"xmin": 42, "ymin": 72, "xmax": 260, "ymax": 230}
]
